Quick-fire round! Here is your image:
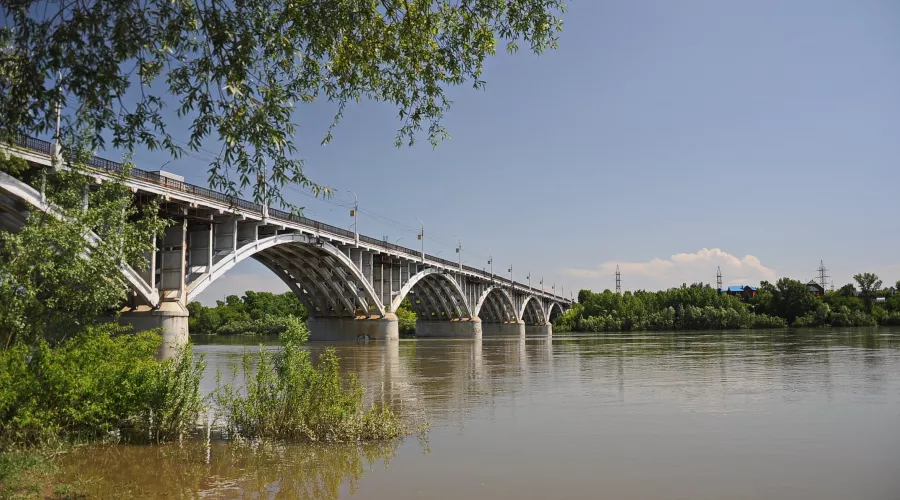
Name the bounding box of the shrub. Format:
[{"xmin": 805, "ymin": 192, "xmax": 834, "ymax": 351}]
[
  {"xmin": 0, "ymin": 323, "xmax": 204, "ymax": 447},
  {"xmin": 215, "ymin": 315, "xmax": 308, "ymax": 338},
  {"xmin": 216, "ymin": 326, "xmax": 402, "ymax": 442}
]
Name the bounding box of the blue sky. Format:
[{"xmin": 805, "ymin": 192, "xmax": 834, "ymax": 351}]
[{"xmin": 84, "ymin": 0, "xmax": 900, "ymax": 302}]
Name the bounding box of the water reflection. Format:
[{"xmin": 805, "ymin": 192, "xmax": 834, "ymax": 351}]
[
  {"xmin": 55, "ymin": 440, "xmax": 400, "ymax": 499},
  {"xmin": 55, "ymin": 328, "xmax": 900, "ymax": 499}
]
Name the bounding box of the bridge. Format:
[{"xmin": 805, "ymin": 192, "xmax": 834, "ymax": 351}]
[{"xmin": 1, "ymin": 136, "xmax": 571, "ymax": 349}]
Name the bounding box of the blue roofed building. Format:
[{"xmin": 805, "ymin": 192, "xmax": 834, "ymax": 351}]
[{"xmin": 721, "ymin": 285, "xmax": 758, "ymax": 300}]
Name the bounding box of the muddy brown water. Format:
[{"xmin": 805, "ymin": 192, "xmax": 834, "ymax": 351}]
[{"xmin": 55, "ymin": 328, "xmax": 900, "ymax": 499}]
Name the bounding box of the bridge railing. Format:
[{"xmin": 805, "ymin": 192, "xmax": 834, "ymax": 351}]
[{"xmin": 6, "ymin": 135, "xmax": 571, "ymax": 303}]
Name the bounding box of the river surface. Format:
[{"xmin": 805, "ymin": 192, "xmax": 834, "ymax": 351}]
[{"xmin": 56, "ymin": 328, "xmax": 900, "ymax": 499}]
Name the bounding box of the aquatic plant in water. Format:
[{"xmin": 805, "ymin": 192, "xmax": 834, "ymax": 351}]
[{"xmin": 215, "ymin": 327, "xmax": 403, "ymax": 442}]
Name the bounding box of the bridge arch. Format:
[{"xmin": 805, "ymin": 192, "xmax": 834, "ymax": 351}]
[
  {"xmin": 186, "ymin": 233, "xmax": 386, "ymax": 317},
  {"xmin": 474, "ymin": 286, "xmax": 517, "ymax": 323},
  {"xmin": 547, "ymin": 302, "xmax": 564, "ymax": 324},
  {"xmin": 519, "ymin": 296, "xmax": 547, "ymax": 325},
  {"xmin": 391, "ymin": 267, "xmax": 472, "ymax": 320}
]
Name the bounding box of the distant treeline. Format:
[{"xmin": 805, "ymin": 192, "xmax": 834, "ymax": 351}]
[
  {"xmin": 554, "ymin": 274, "xmax": 900, "ymax": 333},
  {"xmin": 188, "ymin": 291, "xmax": 420, "ymax": 336},
  {"xmin": 188, "ymin": 291, "xmax": 308, "ymax": 335}
]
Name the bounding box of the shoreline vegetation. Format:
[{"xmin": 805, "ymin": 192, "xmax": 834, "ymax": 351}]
[
  {"xmin": 553, "ymin": 276, "xmax": 900, "ymax": 333},
  {"xmin": 187, "ymin": 292, "xmax": 420, "ymax": 337}
]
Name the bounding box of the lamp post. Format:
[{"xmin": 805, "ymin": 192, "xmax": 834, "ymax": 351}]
[
  {"xmin": 395, "ymin": 237, "xmax": 403, "ymax": 245},
  {"xmin": 541, "ymin": 277, "xmax": 544, "ymax": 294},
  {"xmin": 416, "ymin": 218, "xmax": 425, "ymax": 263},
  {"xmin": 454, "ymin": 236, "xmax": 462, "ymax": 271},
  {"xmin": 349, "ymin": 191, "xmax": 359, "ymax": 246},
  {"xmin": 487, "ymin": 251, "xmax": 493, "ymax": 281}
]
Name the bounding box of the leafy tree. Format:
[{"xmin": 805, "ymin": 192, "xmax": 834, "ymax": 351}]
[
  {"xmin": 836, "ymin": 283, "xmax": 857, "ymax": 297},
  {"xmin": 767, "ymin": 278, "xmax": 817, "ymax": 326},
  {"xmin": 0, "ymin": 149, "xmax": 166, "ymax": 348},
  {"xmin": 1, "ymin": 0, "xmax": 566, "ymax": 207},
  {"xmin": 854, "ymin": 272, "xmax": 882, "ymax": 311}
]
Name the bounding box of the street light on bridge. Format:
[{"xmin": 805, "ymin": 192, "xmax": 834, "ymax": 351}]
[
  {"xmin": 487, "ymin": 252, "xmax": 493, "ymax": 281},
  {"xmin": 416, "ymin": 218, "xmax": 424, "ymax": 263},
  {"xmin": 454, "ymin": 236, "xmax": 462, "ymax": 271},
  {"xmin": 349, "ymin": 191, "xmax": 359, "ymax": 246}
]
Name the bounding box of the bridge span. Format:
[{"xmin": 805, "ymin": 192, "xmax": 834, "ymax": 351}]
[{"xmin": 1, "ymin": 136, "xmax": 571, "ymax": 349}]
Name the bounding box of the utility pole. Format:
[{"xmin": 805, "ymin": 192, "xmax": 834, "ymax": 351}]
[
  {"xmin": 816, "ymin": 260, "xmax": 830, "ymax": 291},
  {"xmin": 615, "ymin": 265, "xmax": 621, "ymax": 294},
  {"xmin": 349, "ymin": 191, "xmax": 359, "ymax": 246},
  {"xmin": 416, "ymin": 218, "xmax": 425, "ymax": 263},
  {"xmin": 716, "ymin": 266, "xmax": 722, "ymax": 291}
]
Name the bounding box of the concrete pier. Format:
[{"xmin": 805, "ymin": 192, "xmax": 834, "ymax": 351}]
[
  {"xmin": 308, "ymin": 314, "xmax": 399, "ymax": 341},
  {"xmin": 415, "ymin": 318, "xmax": 482, "ymax": 339},
  {"xmin": 525, "ymin": 324, "xmax": 553, "ymax": 337},
  {"xmin": 119, "ymin": 302, "xmax": 189, "ymax": 359},
  {"xmin": 483, "ymin": 321, "xmax": 526, "ymax": 336}
]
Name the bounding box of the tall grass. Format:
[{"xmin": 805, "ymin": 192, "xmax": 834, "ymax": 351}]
[{"xmin": 216, "ymin": 328, "xmax": 402, "ymax": 442}]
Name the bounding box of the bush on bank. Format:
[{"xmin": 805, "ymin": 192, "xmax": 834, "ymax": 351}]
[
  {"xmin": 0, "ymin": 323, "xmax": 204, "ymax": 448},
  {"xmin": 216, "ymin": 326, "xmax": 402, "ymax": 442}
]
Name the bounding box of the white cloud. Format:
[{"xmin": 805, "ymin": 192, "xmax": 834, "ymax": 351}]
[{"xmin": 564, "ymin": 248, "xmax": 777, "ymax": 292}]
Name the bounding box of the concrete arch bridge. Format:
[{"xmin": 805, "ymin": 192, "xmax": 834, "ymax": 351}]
[{"xmin": 1, "ymin": 136, "xmax": 571, "ymax": 345}]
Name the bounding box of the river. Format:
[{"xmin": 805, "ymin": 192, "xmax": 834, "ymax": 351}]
[{"xmin": 55, "ymin": 328, "xmax": 900, "ymax": 499}]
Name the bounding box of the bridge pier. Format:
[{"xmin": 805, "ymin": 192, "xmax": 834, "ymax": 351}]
[
  {"xmin": 415, "ymin": 318, "xmax": 482, "ymax": 339},
  {"xmin": 482, "ymin": 321, "xmax": 526, "ymax": 336},
  {"xmin": 119, "ymin": 302, "xmax": 189, "ymax": 359},
  {"xmin": 525, "ymin": 323, "xmax": 553, "ymax": 337},
  {"xmin": 308, "ymin": 314, "xmax": 399, "ymax": 341}
]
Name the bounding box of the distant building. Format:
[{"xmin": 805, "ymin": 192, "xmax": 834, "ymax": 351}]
[
  {"xmin": 806, "ymin": 280, "xmax": 825, "ymax": 297},
  {"xmin": 722, "ymin": 285, "xmax": 757, "ymax": 300}
]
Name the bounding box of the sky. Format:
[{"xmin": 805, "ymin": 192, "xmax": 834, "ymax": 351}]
[{"xmin": 68, "ymin": 0, "xmax": 900, "ymax": 303}]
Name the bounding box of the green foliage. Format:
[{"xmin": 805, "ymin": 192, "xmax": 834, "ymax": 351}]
[
  {"xmin": 853, "ymin": 272, "xmax": 883, "ymax": 312},
  {"xmin": 555, "ymin": 285, "xmax": 787, "ymax": 332},
  {"xmin": 216, "ymin": 327, "xmax": 402, "ymax": 442},
  {"xmin": 397, "ymin": 298, "xmax": 417, "ymax": 337},
  {"xmin": 0, "ymin": 147, "xmax": 166, "ymax": 348},
  {"xmin": 0, "ymin": 323, "xmax": 204, "ymax": 448},
  {"xmin": 1, "ymin": 0, "xmax": 566, "ymax": 207},
  {"xmin": 188, "ymin": 291, "xmax": 307, "ymax": 336},
  {"xmin": 559, "ymin": 273, "xmax": 900, "ymax": 332}
]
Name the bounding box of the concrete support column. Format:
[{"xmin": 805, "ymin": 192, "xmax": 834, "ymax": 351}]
[
  {"xmin": 483, "ymin": 320, "xmax": 526, "ymax": 336},
  {"xmin": 415, "ymin": 318, "xmax": 482, "ymax": 339},
  {"xmin": 308, "ymin": 314, "xmax": 399, "ymax": 341},
  {"xmin": 119, "ymin": 302, "xmax": 189, "ymax": 359},
  {"xmin": 525, "ymin": 323, "xmax": 553, "ymax": 337}
]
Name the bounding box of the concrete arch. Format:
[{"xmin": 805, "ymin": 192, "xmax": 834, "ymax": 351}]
[
  {"xmin": 185, "ymin": 233, "xmax": 386, "ymax": 317},
  {"xmin": 474, "ymin": 286, "xmax": 517, "ymax": 322},
  {"xmin": 390, "ymin": 268, "xmax": 472, "ymax": 319},
  {"xmin": 547, "ymin": 302, "xmax": 564, "ymax": 323},
  {"xmin": 519, "ymin": 295, "xmax": 547, "ymax": 325}
]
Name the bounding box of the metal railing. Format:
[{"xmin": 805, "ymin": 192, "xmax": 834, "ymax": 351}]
[{"xmin": 8, "ymin": 135, "xmax": 569, "ymax": 303}]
